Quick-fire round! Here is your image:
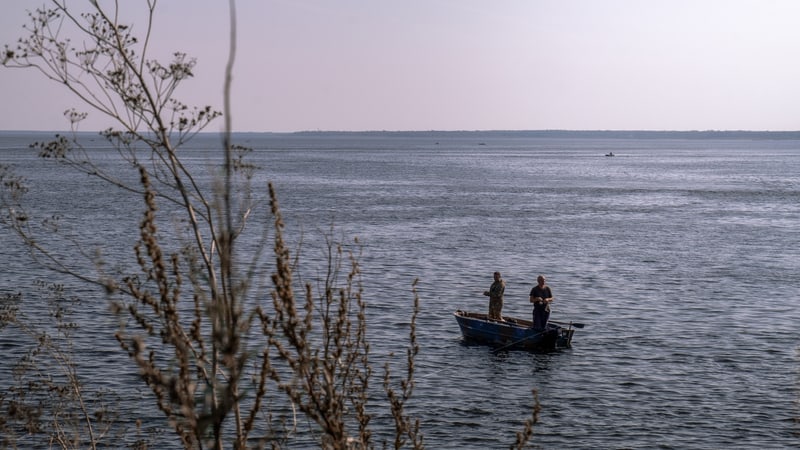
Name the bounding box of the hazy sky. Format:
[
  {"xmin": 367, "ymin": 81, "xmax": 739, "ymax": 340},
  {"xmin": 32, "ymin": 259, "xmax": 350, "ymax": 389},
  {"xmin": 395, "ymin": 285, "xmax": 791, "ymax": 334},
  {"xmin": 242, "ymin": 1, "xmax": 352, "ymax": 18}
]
[{"xmin": 2, "ymin": 0, "xmax": 800, "ymax": 132}]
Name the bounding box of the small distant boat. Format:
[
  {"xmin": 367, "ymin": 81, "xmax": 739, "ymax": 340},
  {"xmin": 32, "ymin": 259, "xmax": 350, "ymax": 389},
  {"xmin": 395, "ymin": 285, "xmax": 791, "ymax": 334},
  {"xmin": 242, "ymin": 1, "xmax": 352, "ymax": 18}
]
[
  {"xmin": 454, "ymin": 310, "xmax": 578, "ymax": 351},
  {"xmin": 605, "ymin": 152, "xmax": 615, "ymax": 157}
]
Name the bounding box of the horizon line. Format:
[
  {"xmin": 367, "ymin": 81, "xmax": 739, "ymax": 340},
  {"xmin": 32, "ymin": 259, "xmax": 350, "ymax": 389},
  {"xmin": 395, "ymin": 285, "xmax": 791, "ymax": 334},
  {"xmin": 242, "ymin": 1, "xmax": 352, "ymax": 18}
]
[{"xmin": 3, "ymin": 128, "xmax": 800, "ymax": 134}]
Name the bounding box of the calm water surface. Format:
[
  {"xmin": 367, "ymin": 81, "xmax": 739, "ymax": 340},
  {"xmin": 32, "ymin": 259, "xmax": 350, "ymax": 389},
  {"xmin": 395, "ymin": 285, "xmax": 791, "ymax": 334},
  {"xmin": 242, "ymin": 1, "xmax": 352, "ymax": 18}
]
[{"xmin": 1, "ymin": 131, "xmax": 798, "ymax": 448}]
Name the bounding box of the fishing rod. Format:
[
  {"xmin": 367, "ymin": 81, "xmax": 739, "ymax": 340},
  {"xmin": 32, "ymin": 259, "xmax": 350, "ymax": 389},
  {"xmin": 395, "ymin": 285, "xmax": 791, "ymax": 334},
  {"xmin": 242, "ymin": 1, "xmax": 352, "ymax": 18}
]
[{"xmin": 549, "ymin": 320, "xmax": 586, "ymax": 329}]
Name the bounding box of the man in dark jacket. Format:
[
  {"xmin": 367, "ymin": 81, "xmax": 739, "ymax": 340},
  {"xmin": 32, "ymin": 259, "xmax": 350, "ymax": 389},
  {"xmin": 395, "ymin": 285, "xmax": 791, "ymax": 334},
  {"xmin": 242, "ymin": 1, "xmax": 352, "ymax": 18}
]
[{"xmin": 529, "ymin": 275, "xmax": 554, "ymax": 329}]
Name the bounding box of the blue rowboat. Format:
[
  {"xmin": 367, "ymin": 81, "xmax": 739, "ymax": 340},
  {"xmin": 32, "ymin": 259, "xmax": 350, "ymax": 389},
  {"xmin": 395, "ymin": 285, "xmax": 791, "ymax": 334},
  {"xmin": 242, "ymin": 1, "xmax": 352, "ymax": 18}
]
[{"xmin": 454, "ymin": 310, "xmax": 576, "ymax": 351}]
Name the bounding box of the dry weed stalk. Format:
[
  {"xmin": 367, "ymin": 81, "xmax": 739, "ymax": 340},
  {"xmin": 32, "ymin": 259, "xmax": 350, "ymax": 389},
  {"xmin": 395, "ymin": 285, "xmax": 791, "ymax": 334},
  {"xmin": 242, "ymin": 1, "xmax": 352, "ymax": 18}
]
[
  {"xmin": 0, "ymin": 282, "xmax": 119, "ymax": 449},
  {"xmin": 260, "ymin": 185, "xmax": 423, "ymax": 449},
  {"xmin": 2, "ymin": 1, "xmax": 252, "ymax": 447},
  {"xmin": 510, "ymin": 389, "xmax": 541, "ymax": 450}
]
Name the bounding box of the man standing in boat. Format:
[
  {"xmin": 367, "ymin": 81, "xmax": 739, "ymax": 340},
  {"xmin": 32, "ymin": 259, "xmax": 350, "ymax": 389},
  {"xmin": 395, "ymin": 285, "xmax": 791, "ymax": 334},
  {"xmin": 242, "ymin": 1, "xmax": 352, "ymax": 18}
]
[
  {"xmin": 483, "ymin": 271, "xmax": 505, "ymax": 320},
  {"xmin": 529, "ymin": 275, "xmax": 554, "ymax": 329}
]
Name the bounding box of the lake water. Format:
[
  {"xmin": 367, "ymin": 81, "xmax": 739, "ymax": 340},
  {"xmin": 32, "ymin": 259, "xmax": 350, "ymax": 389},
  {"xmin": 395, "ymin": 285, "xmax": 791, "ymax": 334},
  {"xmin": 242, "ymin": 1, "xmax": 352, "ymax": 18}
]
[{"xmin": 1, "ymin": 130, "xmax": 798, "ymax": 448}]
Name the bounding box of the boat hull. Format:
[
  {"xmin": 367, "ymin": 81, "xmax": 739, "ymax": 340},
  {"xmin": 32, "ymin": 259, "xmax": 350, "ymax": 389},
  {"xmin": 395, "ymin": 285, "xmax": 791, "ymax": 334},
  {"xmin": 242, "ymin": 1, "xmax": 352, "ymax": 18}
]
[{"xmin": 454, "ymin": 310, "xmax": 574, "ymax": 351}]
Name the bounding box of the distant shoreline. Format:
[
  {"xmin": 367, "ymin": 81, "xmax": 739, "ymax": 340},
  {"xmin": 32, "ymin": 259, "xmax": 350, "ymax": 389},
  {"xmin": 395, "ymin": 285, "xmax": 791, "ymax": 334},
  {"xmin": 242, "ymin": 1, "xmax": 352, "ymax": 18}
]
[
  {"xmin": 284, "ymin": 130, "xmax": 800, "ymax": 140},
  {"xmin": 3, "ymin": 129, "xmax": 800, "ymax": 140}
]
